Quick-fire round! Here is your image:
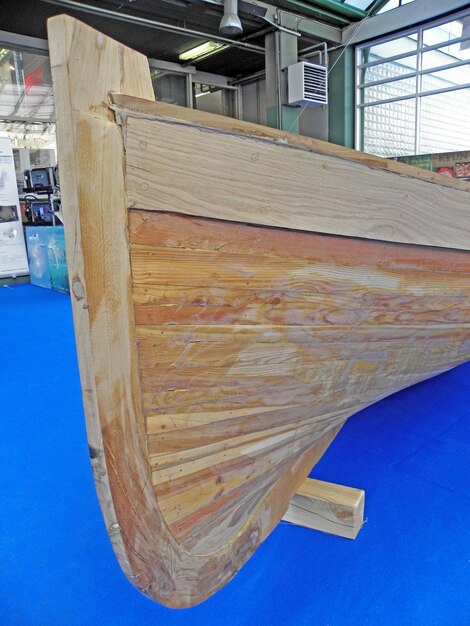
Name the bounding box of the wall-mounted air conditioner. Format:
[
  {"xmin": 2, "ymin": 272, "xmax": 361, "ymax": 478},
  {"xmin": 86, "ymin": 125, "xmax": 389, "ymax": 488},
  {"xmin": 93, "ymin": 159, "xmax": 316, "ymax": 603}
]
[{"xmin": 287, "ymin": 61, "xmax": 328, "ymax": 107}]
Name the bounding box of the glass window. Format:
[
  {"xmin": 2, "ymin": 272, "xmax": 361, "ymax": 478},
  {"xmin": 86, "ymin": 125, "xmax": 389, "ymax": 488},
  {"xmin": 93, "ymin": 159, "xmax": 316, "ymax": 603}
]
[
  {"xmin": 193, "ymin": 83, "xmax": 237, "ymax": 118},
  {"xmin": 377, "ymin": 0, "xmax": 415, "ymax": 15},
  {"xmin": 360, "ymin": 57, "xmax": 416, "ymax": 85},
  {"xmin": 421, "ymin": 66, "xmax": 470, "ymax": 94},
  {"xmin": 421, "ymin": 43, "xmax": 470, "ymax": 71},
  {"xmin": 419, "ymin": 89, "xmax": 470, "ymax": 153},
  {"xmin": 423, "ymin": 19, "xmax": 464, "ymax": 47},
  {"xmin": 0, "ymin": 47, "xmax": 53, "ymax": 121},
  {"xmin": 362, "ymin": 77, "xmax": 416, "ymax": 103},
  {"xmin": 357, "ymin": 10, "xmax": 470, "ymax": 156},
  {"xmin": 361, "ymin": 99, "xmax": 416, "ymax": 157},
  {"xmin": 0, "ymin": 43, "xmax": 240, "ymax": 151},
  {"xmin": 151, "ymin": 70, "xmax": 187, "ymax": 107},
  {"xmin": 360, "ymin": 36, "xmax": 417, "ymax": 64},
  {"xmin": 344, "ymin": 0, "xmax": 371, "ymax": 9}
]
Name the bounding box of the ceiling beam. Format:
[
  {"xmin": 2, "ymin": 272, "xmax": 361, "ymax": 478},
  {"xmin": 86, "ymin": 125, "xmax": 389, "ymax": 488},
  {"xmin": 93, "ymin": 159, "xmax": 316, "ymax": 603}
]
[
  {"xmin": 201, "ymin": 0, "xmax": 343, "ymax": 42},
  {"xmin": 277, "ymin": 0, "xmax": 352, "ymax": 25},
  {"xmin": 342, "ymin": 0, "xmax": 470, "ymax": 45},
  {"xmin": 0, "ymin": 29, "xmax": 48, "ymax": 53},
  {"xmin": 40, "ymin": 0, "xmax": 265, "ymax": 53},
  {"xmin": 278, "ymin": 10, "xmax": 342, "ymax": 43}
]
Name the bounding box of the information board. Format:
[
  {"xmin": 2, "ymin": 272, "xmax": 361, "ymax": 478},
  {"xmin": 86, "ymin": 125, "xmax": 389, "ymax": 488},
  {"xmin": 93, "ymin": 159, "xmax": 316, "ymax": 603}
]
[{"xmin": 0, "ymin": 136, "xmax": 29, "ymax": 278}]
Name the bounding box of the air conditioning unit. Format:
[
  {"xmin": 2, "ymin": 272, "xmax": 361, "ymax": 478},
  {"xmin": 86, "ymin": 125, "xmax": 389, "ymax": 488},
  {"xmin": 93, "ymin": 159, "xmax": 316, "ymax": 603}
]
[{"xmin": 287, "ymin": 61, "xmax": 328, "ymax": 107}]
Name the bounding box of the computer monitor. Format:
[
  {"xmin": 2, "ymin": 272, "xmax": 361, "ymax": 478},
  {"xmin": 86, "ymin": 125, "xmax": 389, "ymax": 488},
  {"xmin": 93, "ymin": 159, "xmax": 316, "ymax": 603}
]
[
  {"xmin": 32, "ymin": 201, "xmax": 53, "ymax": 224},
  {"xmin": 24, "ymin": 167, "xmax": 55, "ymax": 192}
]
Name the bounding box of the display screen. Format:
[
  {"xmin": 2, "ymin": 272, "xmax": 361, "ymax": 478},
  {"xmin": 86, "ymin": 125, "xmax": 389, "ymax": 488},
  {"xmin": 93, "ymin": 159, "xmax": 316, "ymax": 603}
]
[
  {"xmin": 30, "ymin": 168, "xmax": 50, "ymax": 188},
  {"xmin": 0, "ymin": 205, "xmax": 18, "ymax": 223},
  {"xmin": 32, "ymin": 202, "xmax": 53, "ymax": 221}
]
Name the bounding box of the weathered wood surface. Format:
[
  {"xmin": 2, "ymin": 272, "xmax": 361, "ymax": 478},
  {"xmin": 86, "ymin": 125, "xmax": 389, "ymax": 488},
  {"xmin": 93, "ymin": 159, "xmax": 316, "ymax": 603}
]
[
  {"xmin": 282, "ymin": 478, "xmax": 365, "ymax": 539},
  {"xmin": 48, "ymin": 15, "xmax": 346, "ymax": 608},
  {"xmin": 111, "ymin": 92, "xmax": 470, "ymax": 194},
  {"xmin": 130, "ymin": 210, "xmax": 470, "ymax": 557},
  {"xmin": 120, "ymin": 100, "xmax": 470, "ymax": 251},
  {"xmin": 48, "ymin": 14, "xmax": 155, "ymax": 583},
  {"xmin": 49, "ymin": 15, "xmax": 470, "ymax": 609}
]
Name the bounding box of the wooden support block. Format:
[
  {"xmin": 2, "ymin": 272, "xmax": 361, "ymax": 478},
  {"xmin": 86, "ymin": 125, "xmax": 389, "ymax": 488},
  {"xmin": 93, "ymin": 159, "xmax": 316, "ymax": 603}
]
[{"xmin": 283, "ymin": 478, "xmax": 365, "ymax": 539}]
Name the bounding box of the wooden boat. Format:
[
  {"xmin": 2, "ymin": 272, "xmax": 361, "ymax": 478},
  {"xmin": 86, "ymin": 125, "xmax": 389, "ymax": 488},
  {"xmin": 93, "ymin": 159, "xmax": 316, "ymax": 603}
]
[{"xmin": 48, "ymin": 15, "xmax": 470, "ymax": 608}]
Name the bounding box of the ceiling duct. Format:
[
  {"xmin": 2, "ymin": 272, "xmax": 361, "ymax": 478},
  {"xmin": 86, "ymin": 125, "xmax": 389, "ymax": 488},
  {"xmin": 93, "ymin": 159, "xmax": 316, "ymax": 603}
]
[{"xmin": 219, "ymin": 0, "xmax": 243, "ymax": 35}]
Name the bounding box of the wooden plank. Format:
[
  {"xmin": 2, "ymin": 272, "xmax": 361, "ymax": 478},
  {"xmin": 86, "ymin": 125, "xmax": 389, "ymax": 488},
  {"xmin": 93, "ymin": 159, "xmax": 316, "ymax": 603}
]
[
  {"xmin": 48, "ymin": 14, "xmax": 155, "ymax": 588},
  {"xmin": 124, "ymin": 116, "xmax": 470, "ymax": 251},
  {"xmin": 48, "ymin": 15, "xmax": 210, "ymax": 609},
  {"xmin": 111, "ymin": 93, "xmax": 470, "ymax": 194},
  {"xmin": 283, "ymin": 478, "xmax": 365, "ymax": 539}
]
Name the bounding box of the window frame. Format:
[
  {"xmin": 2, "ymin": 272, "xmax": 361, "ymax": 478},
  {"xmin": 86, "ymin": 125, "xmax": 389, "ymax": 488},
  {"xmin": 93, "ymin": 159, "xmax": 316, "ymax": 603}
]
[{"xmin": 355, "ymin": 8, "xmax": 470, "ymax": 154}]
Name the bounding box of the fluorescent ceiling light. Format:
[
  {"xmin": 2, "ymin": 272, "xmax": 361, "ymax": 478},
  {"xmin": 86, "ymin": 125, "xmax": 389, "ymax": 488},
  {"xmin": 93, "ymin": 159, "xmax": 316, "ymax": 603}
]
[{"xmin": 179, "ymin": 41, "xmax": 228, "ymax": 62}]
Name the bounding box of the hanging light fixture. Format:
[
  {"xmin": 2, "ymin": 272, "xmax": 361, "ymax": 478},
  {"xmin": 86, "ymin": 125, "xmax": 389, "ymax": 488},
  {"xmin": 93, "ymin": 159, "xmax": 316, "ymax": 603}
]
[{"xmin": 219, "ymin": 0, "xmax": 243, "ymax": 36}]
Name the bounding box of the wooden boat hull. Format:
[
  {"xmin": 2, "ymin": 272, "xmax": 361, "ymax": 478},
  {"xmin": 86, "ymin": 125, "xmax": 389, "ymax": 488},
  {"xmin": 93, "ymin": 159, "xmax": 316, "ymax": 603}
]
[
  {"xmin": 48, "ymin": 15, "xmax": 470, "ymax": 607},
  {"xmin": 132, "ymin": 210, "xmax": 470, "ymax": 556}
]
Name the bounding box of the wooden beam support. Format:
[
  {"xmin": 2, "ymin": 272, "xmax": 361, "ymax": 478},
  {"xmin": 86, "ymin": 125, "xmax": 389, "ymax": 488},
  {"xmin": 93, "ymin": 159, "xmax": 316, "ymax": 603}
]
[{"xmin": 283, "ymin": 478, "xmax": 365, "ymax": 539}]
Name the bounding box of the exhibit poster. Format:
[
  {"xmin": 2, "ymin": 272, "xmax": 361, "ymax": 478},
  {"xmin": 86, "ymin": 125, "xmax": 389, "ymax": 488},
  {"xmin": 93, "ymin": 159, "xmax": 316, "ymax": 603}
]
[
  {"xmin": 0, "ymin": 136, "xmax": 29, "ymax": 278},
  {"xmin": 47, "ymin": 227, "xmax": 69, "ymax": 294},
  {"xmin": 25, "ymin": 226, "xmax": 51, "ymax": 289},
  {"xmin": 396, "ymin": 150, "xmax": 470, "ymax": 181}
]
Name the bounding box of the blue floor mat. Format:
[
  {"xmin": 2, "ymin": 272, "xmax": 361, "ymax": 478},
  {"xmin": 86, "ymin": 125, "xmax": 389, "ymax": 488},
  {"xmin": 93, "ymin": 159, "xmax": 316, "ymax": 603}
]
[{"xmin": 1, "ymin": 284, "xmax": 469, "ymax": 625}]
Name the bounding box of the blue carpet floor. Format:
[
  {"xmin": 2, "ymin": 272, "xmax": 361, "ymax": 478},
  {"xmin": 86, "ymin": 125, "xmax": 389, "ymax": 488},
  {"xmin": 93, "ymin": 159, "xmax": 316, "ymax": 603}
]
[{"xmin": 1, "ymin": 284, "xmax": 469, "ymax": 625}]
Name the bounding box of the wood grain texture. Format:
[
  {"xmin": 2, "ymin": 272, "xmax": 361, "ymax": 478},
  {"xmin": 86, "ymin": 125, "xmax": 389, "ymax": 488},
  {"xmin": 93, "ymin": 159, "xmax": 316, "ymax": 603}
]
[
  {"xmin": 111, "ymin": 92, "xmax": 470, "ymax": 194},
  {"xmin": 130, "ymin": 211, "xmax": 470, "ymax": 557},
  {"xmin": 282, "ymin": 478, "xmax": 365, "ymax": 539},
  {"xmin": 123, "ymin": 109, "xmax": 470, "ymax": 251},
  {"xmin": 47, "ymin": 14, "xmax": 155, "ymax": 583},
  {"xmin": 50, "ymin": 15, "xmax": 470, "ymax": 609},
  {"xmin": 49, "ymin": 15, "xmax": 348, "ymax": 608}
]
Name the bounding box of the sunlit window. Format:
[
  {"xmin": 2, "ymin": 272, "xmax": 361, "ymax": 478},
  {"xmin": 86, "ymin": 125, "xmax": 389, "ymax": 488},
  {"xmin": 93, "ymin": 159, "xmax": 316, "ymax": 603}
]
[
  {"xmin": 377, "ymin": 0, "xmax": 415, "ymax": 14},
  {"xmin": 0, "ymin": 47, "xmax": 55, "ymax": 150},
  {"xmin": 0, "ymin": 48, "xmax": 53, "ymax": 122},
  {"xmin": 343, "ymin": 1, "xmax": 373, "ymax": 9},
  {"xmin": 356, "ymin": 12, "xmax": 470, "ymax": 156}
]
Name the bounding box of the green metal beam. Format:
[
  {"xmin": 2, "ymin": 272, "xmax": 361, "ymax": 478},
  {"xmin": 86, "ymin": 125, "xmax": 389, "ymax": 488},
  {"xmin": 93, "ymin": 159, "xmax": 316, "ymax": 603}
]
[
  {"xmin": 278, "ymin": 9, "xmax": 342, "ymax": 44},
  {"xmin": 342, "ymin": 0, "xmax": 470, "ymax": 44},
  {"xmin": 328, "ymin": 46, "xmax": 355, "ymax": 148},
  {"xmin": 278, "ymin": 0, "xmax": 352, "ymax": 25},
  {"xmin": 307, "ymin": 0, "xmax": 367, "ymax": 20}
]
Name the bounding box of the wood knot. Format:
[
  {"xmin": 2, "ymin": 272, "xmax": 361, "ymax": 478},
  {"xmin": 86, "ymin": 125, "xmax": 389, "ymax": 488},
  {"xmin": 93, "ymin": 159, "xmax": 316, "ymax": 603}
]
[
  {"xmin": 249, "ymin": 528, "xmax": 259, "ymax": 547},
  {"xmin": 72, "ymin": 277, "xmax": 85, "ymax": 300}
]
